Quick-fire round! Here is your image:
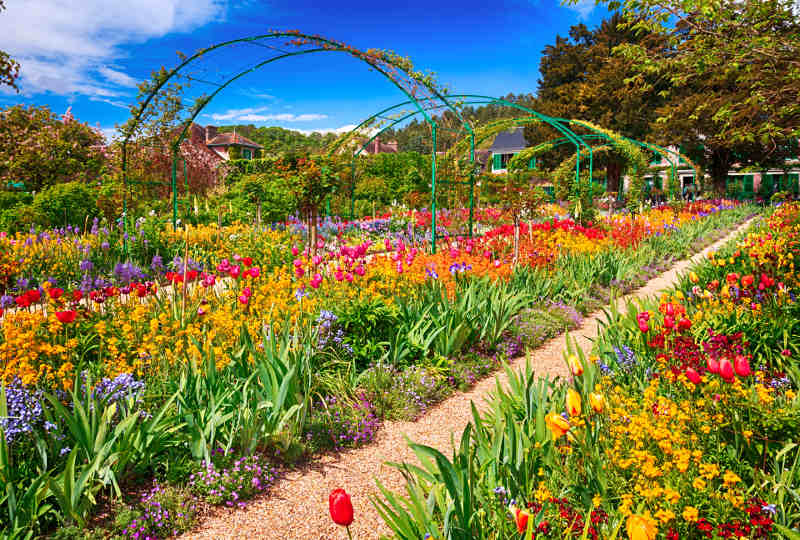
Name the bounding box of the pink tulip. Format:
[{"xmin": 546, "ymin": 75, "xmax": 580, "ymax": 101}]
[
  {"xmin": 238, "ymin": 294, "xmax": 249, "ymax": 305},
  {"xmin": 663, "ymin": 316, "xmax": 675, "ymax": 330},
  {"xmin": 295, "ymin": 267, "xmax": 305, "ymax": 278},
  {"xmin": 335, "ymin": 271, "xmax": 344, "ymax": 282},
  {"xmin": 638, "ymin": 321, "xmax": 649, "ymax": 333},
  {"xmin": 719, "ymin": 358, "xmax": 734, "ymax": 381},
  {"xmin": 685, "ymin": 368, "xmax": 702, "ymax": 384},
  {"xmin": 354, "ymin": 265, "xmax": 365, "ymax": 276},
  {"xmin": 291, "ymin": 246, "xmax": 299, "ymax": 256},
  {"xmin": 242, "ymin": 287, "xmax": 251, "ymax": 298},
  {"xmin": 248, "ymin": 267, "xmax": 260, "ymax": 278},
  {"xmin": 449, "ymin": 248, "xmax": 459, "ymax": 258},
  {"xmin": 396, "ymin": 261, "xmax": 403, "ymax": 274},
  {"xmin": 312, "ymin": 255, "xmax": 322, "ymax": 265},
  {"xmin": 734, "ymin": 355, "xmax": 751, "ymax": 377},
  {"xmin": 293, "ymin": 259, "xmax": 302, "ymax": 267},
  {"xmin": 229, "ymin": 266, "xmax": 241, "ymax": 279},
  {"xmin": 707, "ymin": 357, "xmax": 720, "ymax": 374},
  {"xmin": 345, "ymin": 272, "xmax": 354, "ymax": 282}
]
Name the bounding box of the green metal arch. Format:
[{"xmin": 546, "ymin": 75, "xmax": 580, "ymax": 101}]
[
  {"xmin": 120, "ymin": 31, "xmax": 472, "ymax": 244},
  {"xmin": 338, "ymin": 95, "xmax": 599, "ymax": 250}
]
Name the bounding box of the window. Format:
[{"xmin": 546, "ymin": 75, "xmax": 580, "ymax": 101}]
[
  {"xmin": 242, "ymin": 148, "xmax": 252, "ymax": 160},
  {"xmin": 492, "ymin": 153, "xmax": 517, "ymax": 171}
]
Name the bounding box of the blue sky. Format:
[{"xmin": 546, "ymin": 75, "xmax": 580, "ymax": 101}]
[{"xmin": 0, "ymin": 0, "xmax": 610, "ymax": 141}]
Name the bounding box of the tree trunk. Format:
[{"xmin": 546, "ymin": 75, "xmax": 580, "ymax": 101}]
[
  {"xmin": 606, "ymin": 161, "xmax": 622, "ymax": 193},
  {"xmin": 308, "ymin": 207, "xmax": 317, "ymax": 258},
  {"xmin": 708, "ymin": 148, "xmax": 733, "ymax": 194}
]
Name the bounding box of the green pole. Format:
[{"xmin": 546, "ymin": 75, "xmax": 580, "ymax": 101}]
[
  {"xmin": 122, "ymin": 172, "xmax": 128, "ymax": 256},
  {"xmin": 183, "ymin": 158, "xmax": 188, "ymax": 195},
  {"xmin": 575, "ymin": 146, "xmax": 581, "ymax": 196},
  {"xmin": 468, "ymin": 132, "xmax": 475, "ymax": 238},
  {"xmin": 349, "ymin": 160, "xmax": 356, "ymax": 220},
  {"xmin": 171, "ymin": 152, "xmax": 178, "ymax": 230},
  {"xmin": 431, "ymin": 125, "xmax": 437, "ymax": 254}
]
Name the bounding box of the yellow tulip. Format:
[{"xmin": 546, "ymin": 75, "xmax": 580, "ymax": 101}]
[
  {"xmin": 626, "ymin": 514, "xmax": 657, "ymax": 540},
  {"xmin": 545, "ymin": 412, "xmax": 570, "ymax": 439},
  {"xmin": 566, "ymin": 388, "xmax": 582, "ymax": 417},
  {"xmin": 689, "ymin": 271, "xmax": 699, "ymax": 283},
  {"xmin": 567, "ymin": 354, "xmax": 583, "ymax": 376},
  {"xmin": 589, "ymin": 392, "xmax": 605, "ymax": 413}
]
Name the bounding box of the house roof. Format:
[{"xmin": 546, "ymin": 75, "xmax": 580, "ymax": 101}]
[
  {"xmin": 206, "ymin": 132, "xmax": 263, "ymax": 149},
  {"xmin": 489, "ymin": 127, "xmax": 527, "ymax": 154}
]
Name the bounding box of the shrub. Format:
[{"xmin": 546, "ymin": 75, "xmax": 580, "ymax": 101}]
[{"xmin": 32, "ymin": 181, "xmax": 98, "ymax": 228}]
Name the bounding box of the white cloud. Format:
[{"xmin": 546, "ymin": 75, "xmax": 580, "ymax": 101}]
[
  {"xmin": 295, "ymin": 124, "xmax": 363, "ymax": 135},
  {"xmin": 565, "ymin": 0, "xmax": 595, "ymax": 20},
  {"xmin": 206, "ymin": 106, "xmax": 328, "ymax": 123},
  {"xmin": 0, "ymin": 0, "xmax": 226, "ymax": 97}
]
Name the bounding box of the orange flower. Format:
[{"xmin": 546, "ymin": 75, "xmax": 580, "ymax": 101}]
[
  {"xmin": 566, "ymin": 388, "xmax": 582, "ymax": 417},
  {"xmin": 626, "ymin": 514, "xmax": 657, "ymax": 540},
  {"xmin": 545, "ymin": 412, "xmax": 570, "ymax": 439},
  {"xmin": 589, "ymin": 392, "xmax": 605, "ymax": 413}
]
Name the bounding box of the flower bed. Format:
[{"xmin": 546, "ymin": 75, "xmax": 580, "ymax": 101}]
[
  {"xmin": 375, "ymin": 203, "xmax": 800, "ymax": 539},
  {"xmin": 0, "ymin": 201, "xmax": 755, "ymax": 538}
]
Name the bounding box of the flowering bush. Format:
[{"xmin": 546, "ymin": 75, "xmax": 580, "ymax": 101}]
[{"xmin": 188, "ymin": 454, "xmax": 277, "ymax": 508}]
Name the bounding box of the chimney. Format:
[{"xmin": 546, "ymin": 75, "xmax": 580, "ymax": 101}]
[
  {"xmin": 386, "ymin": 140, "xmax": 398, "ymax": 153},
  {"xmin": 372, "ymin": 136, "xmax": 379, "ymax": 154},
  {"xmin": 205, "ymin": 125, "xmax": 218, "ymax": 144}
]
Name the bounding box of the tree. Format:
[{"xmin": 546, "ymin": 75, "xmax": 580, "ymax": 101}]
[
  {"xmin": 525, "ymin": 14, "xmax": 667, "ymax": 193},
  {"xmin": 0, "ymin": 2, "xmax": 20, "ymax": 92},
  {"xmin": 276, "ymin": 154, "xmax": 344, "ymax": 254},
  {"xmin": 578, "ymin": 0, "xmax": 800, "ymax": 191},
  {"xmin": 0, "ymin": 105, "xmax": 105, "ymax": 191}
]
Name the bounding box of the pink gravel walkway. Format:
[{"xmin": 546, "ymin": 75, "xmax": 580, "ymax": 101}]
[{"xmin": 182, "ymin": 217, "xmax": 756, "ymax": 540}]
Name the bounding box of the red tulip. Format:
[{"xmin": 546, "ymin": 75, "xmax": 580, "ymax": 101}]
[
  {"xmin": 241, "ymin": 256, "xmax": 253, "ymax": 267},
  {"xmin": 329, "ymin": 488, "xmax": 354, "ymax": 527},
  {"xmin": 638, "ymin": 320, "xmax": 649, "ymax": 333},
  {"xmin": 677, "ymin": 318, "xmax": 692, "ymax": 331},
  {"xmin": 26, "ymin": 289, "xmax": 41, "ymax": 303},
  {"xmin": 707, "ymin": 357, "xmax": 720, "ymax": 374},
  {"xmin": 741, "ymin": 275, "xmax": 754, "ymax": 288},
  {"xmin": 55, "ymin": 310, "xmax": 77, "ymax": 324},
  {"xmin": 72, "ymin": 290, "xmax": 83, "ymax": 302},
  {"xmin": 685, "ymin": 368, "xmax": 702, "ymax": 384},
  {"xmin": 734, "ymin": 355, "xmax": 751, "ymax": 377},
  {"xmin": 48, "ymin": 287, "xmax": 64, "ymax": 300},
  {"xmin": 663, "ymin": 315, "xmax": 675, "ymax": 330},
  {"xmin": 513, "ymin": 506, "xmax": 530, "ymax": 534},
  {"xmin": 719, "ymin": 358, "xmax": 734, "ymax": 381}
]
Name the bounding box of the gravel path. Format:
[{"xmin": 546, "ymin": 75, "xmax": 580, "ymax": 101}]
[{"xmin": 183, "ymin": 217, "xmax": 757, "ymax": 540}]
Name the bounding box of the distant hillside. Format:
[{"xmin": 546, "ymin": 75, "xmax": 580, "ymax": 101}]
[{"xmin": 217, "ymin": 93, "xmax": 537, "ymax": 156}]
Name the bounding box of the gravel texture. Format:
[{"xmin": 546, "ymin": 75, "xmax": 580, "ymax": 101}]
[{"xmin": 182, "ymin": 217, "xmax": 757, "ymax": 540}]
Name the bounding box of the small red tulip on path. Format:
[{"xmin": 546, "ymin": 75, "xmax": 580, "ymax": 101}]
[{"xmin": 181, "ymin": 220, "xmax": 755, "ymax": 539}]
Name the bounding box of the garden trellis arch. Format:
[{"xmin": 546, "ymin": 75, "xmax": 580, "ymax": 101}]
[
  {"xmin": 333, "ymin": 94, "xmax": 598, "ymax": 251},
  {"xmin": 119, "ymin": 30, "xmax": 472, "ymax": 247}
]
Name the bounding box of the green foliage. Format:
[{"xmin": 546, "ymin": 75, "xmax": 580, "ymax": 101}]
[
  {"xmin": 32, "ymin": 182, "xmax": 99, "ymax": 228},
  {"xmin": 228, "ymin": 145, "xmax": 242, "ymax": 160}
]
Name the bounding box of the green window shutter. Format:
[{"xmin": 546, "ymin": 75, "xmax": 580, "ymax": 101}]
[
  {"xmin": 744, "ymin": 175, "xmax": 754, "ymax": 194},
  {"xmin": 529, "ymin": 157, "xmax": 536, "ymax": 170},
  {"xmin": 493, "ymin": 154, "xmax": 502, "ymax": 171},
  {"xmin": 655, "ymin": 176, "xmax": 662, "ymax": 190}
]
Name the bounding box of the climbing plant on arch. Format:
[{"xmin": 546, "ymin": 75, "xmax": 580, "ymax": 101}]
[{"xmin": 119, "ymin": 30, "xmax": 470, "ymax": 247}]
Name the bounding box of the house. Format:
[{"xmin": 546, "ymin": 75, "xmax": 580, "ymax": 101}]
[
  {"xmin": 645, "ymin": 144, "xmax": 800, "ymax": 197},
  {"xmin": 488, "ymin": 127, "xmax": 534, "ymax": 174},
  {"xmin": 361, "ymin": 136, "xmax": 399, "ymax": 155},
  {"xmin": 189, "ymin": 125, "xmax": 263, "ymax": 160}
]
